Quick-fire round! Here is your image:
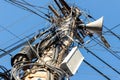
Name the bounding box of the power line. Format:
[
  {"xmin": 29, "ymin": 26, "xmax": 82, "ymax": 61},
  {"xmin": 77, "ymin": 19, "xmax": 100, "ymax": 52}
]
[
  {"xmin": 5, "ymin": 0, "xmax": 50, "ymax": 21},
  {"xmin": 2, "ymin": 1, "xmax": 120, "ymax": 80},
  {"xmin": 83, "ymin": 60, "xmax": 111, "ymax": 80},
  {"xmin": 0, "ymin": 14, "xmax": 31, "ymax": 33},
  {"xmin": 2, "ymin": 32, "xmax": 34, "ymax": 51},
  {"xmin": 0, "ymin": 32, "xmax": 35, "ymax": 58},
  {"xmin": 0, "ymin": 25, "xmax": 21, "ymax": 40},
  {"xmin": 0, "ymin": 20, "xmax": 46, "ymax": 48},
  {"xmin": 103, "ymin": 25, "xmax": 120, "ymax": 40},
  {"xmin": 0, "ymin": 26, "xmax": 50, "ymax": 58},
  {"xmin": 84, "ymin": 47, "xmax": 120, "ymax": 75},
  {"xmin": 109, "ymin": 24, "xmax": 120, "ymax": 31},
  {"xmin": 92, "ymin": 36, "xmax": 120, "ymax": 60},
  {"xmin": 0, "ymin": 48, "xmax": 12, "ymax": 56}
]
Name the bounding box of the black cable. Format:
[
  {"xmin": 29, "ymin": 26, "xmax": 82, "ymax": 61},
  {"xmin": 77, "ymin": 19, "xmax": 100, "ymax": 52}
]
[
  {"xmin": 108, "ymin": 24, "xmax": 120, "ymax": 32},
  {"xmin": 92, "ymin": 36, "xmax": 120, "ymax": 60},
  {"xmin": 0, "ymin": 26, "xmax": 48, "ymax": 52},
  {"xmin": 103, "ymin": 25, "xmax": 120, "ymax": 40},
  {"xmin": 0, "ymin": 27, "xmax": 50, "ymax": 58},
  {"xmin": 0, "ymin": 14, "xmax": 31, "ymax": 33},
  {"xmin": 83, "ymin": 60, "xmax": 111, "ymax": 80},
  {"xmin": 3, "ymin": 32, "xmax": 35, "ymax": 51},
  {"xmin": 20, "ymin": 0, "xmax": 50, "ymax": 18},
  {"xmin": 0, "ymin": 32, "xmax": 35, "ymax": 58},
  {"xmin": 0, "ymin": 72, "xmax": 9, "ymax": 80},
  {"xmin": 0, "ymin": 65, "xmax": 8, "ymax": 73},
  {"xmin": 0, "ymin": 48, "xmax": 12, "ymax": 56},
  {"xmin": 0, "ymin": 65, "xmax": 10, "ymax": 77},
  {"xmin": 0, "ymin": 39, "xmax": 29, "ymax": 58},
  {"xmin": 0, "ymin": 25, "xmax": 21, "ymax": 40},
  {"xmin": 84, "ymin": 47, "xmax": 120, "ymax": 75},
  {"xmin": 0, "ymin": 18, "xmax": 47, "ymax": 49},
  {"xmin": 5, "ymin": 0, "xmax": 50, "ymax": 21}
]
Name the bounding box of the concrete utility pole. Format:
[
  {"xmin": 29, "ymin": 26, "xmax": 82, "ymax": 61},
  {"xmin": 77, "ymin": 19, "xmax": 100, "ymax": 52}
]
[{"xmin": 10, "ymin": 0, "xmax": 109, "ymax": 80}]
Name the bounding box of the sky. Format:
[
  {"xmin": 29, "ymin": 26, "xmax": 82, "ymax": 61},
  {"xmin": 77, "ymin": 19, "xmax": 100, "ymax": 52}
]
[{"xmin": 0, "ymin": 0, "xmax": 120, "ymax": 80}]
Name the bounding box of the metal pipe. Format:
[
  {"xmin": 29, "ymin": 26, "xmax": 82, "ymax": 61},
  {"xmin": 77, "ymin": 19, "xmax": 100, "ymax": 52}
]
[{"xmin": 48, "ymin": 5, "xmax": 60, "ymax": 17}]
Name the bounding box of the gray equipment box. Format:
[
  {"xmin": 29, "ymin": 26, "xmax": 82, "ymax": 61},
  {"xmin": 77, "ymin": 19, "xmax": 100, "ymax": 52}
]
[{"xmin": 60, "ymin": 46, "xmax": 84, "ymax": 76}]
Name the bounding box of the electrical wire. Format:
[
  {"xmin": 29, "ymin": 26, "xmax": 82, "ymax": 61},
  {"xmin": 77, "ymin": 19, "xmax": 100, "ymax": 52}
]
[
  {"xmin": 0, "ymin": 65, "xmax": 10, "ymax": 79},
  {"xmin": 81, "ymin": 12, "xmax": 120, "ymax": 60},
  {"xmin": 5, "ymin": 0, "xmax": 50, "ymax": 21},
  {"xmin": 0, "ymin": 25, "xmax": 53, "ymax": 58},
  {"xmin": 2, "ymin": 1, "xmax": 120, "ymax": 80},
  {"xmin": 11, "ymin": 61, "xmax": 66, "ymax": 80},
  {"xmin": 26, "ymin": 38, "xmax": 40, "ymax": 60},
  {"xmin": 0, "ymin": 25, "xmax": 21, "ymax": 40},
  {"xmin": 0, "ymin": 20, "xmax": 48, "ymax": 49},
  {"xmin": 103, "ymin": 25, "xmax": 120, "ymax": 40},
  {"xmin": 83, "ymin": 60, "xmax": 111, "ymax": 80},
  {"xmin": 0, "ymin": 48, "xmax": 12, "ymax": 57},
  {"xmin": 21, "ymin": 0, "xmax": 50, "ymax": 14},
  {"xmin": 104, "ymin": 24, "xmax": 120, "ymax": 33},
  {"xmin": 0, "ymin": 32, "xmax": 35, "ymax": 52},
  {"xmin": 92, "ymin": 36, "xmax": 120, "ymax": 60},
  {"xmin": 0, "ymin": 32, "xmax": 36, "ymax": 58},
  {"xmin": 84, "ymin": 46, "xmax": 120, "ymax": 75},
  {"xmin": 0, "ymin": 65, "xmax": 8, "ymax": 73},
  {"xmin": 0, "ymin": 17, "xmax": 50, "ymax": 50},
  {"xmin": 0, "ymin": 13, "xmax": 32, "ymax": 33}
]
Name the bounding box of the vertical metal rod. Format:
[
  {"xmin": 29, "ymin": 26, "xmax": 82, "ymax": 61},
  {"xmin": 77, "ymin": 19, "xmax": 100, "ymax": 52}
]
[
  {"xmin": 59, "ymin": 0, "xmax": 71, "ymax": 11},
  {"xmin": 54, "ymin": 0, "xmax": 63, "ymax": 13},
  {"xmin": 48, "ymin": 5, "xmax": 60, "ymax": 17}
]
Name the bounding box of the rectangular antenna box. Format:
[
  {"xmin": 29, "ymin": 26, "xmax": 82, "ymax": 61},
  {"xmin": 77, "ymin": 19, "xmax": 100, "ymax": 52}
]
[{"xmin": 60, "ymin": 46, "xmax": 84, "ymax": 76}]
